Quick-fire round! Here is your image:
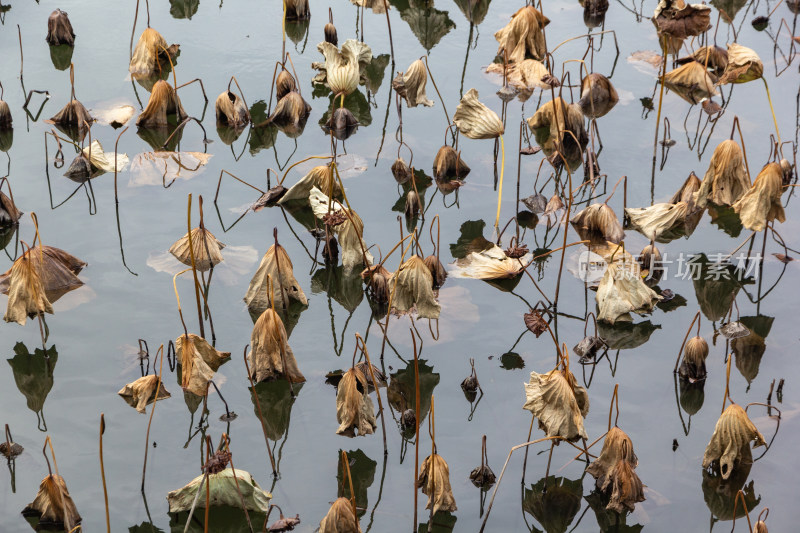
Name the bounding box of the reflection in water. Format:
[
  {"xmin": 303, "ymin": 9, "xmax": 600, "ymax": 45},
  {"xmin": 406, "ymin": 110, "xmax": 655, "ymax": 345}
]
[
  {"xmin": 250, "ymin": 380, "xmax": 303, "ymax": 442},
  {"xmin": 318, "ymin": 89, "xmax": 374, "ymax": 129},
  {"xmin": 337, "ymin": 449, "xmax": 376, "ymax": 517},
  {"xmin": 129, "ymin": 522, "xmax": 166, "ymax": 533},
  {"xmin": 418, "ymin": 511, "xmax": 457, "ymax": 532},
  {"xmin": 690, "ymin": 254, "xmax": 753, "ymax": 322},
  {"xmin": 732, "ymin": 315, "xmax": 773, "ymax": 383},
  {"xmin": 48, "ymin": 44, "xmax": 74, "ymax": 71},
  {"xmin": 585, "ymin": 490, "xmax": 643, "ymax": 532},
  {"xmin": 169, "ymin": 505, "xmax": 267, "ymax": 533},
  {"xmin": 702, "ymin": 455, "xmax": 760, "ymax": 523},
  {"xmin": 389, "ymin": 0, "xmax": 455, "ymax": 52},
  {"xmin": 7, "ymin": 343, "xmax": 58, "ymax": 431},
  {"xmin": 522, "ymin": 475, "xmax": 584, "ymax": 533},
  {"xmin": 311, "ymin": 265, "xmax": 365, "ymax": 313},
  {"xmin": 387, "ymin": 359, "xmax": 440, "ymax": 429},
  {"xmin": 170, "ymin": 0, "xmax": 200, "ymax": 19},
  {"xmin": 597, "ymin": 320, "xmax": 660, "ymax": 350}
]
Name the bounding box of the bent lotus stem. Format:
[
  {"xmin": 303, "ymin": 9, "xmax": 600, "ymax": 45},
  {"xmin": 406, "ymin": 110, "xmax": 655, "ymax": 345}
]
[
  {"xmin": 186, "ymin": 194, "xmax": 206, "ymax": 339},
  {"xmin": 100, "ymin": 413, "xmax": 110, "ymax": 533},
  {"xmin": 278, "ymin": 155, "xmax": 331, "ymax": 185},
  {"xmin": 341, "ymin": 450, "xmax": 358, "ymax": 519},
  {"xmin": 730, "ymin": 490, "xmax": 753, "ymax": 532},
  {"xmin": 674, "ymin": 311, "xmax": 702, "ymax": 373},
  {"xmin": 172, "ymin": 268, "xmax": 192, "ymax": 339},
  {"xmin": 607, "ymin": 383, "xmax": 620, "ymax": 431},
  {"xmin": 729, "ymin": 117, "xmax": 752, "ymax": 182},
  {"xmin": 141, "ymin": 344, "xmax": 165, "ymax": 492},
  {"xmin": 762, "ymin": 78, "xmax": 781, "ymax": 145},
  {"xmin": 412, "ymin": 328, "xmax": 420, "ymax": 533},
  {"xmin": 422, "ymin": 56, "xmax": 451, "ymax": 126},
  {"xmin": 494, "ymin": 135, "xmax": 505, "ymax": 229},
  {"xmin": 214, "ymin": 169, "xmax": 265, "ymax": 204},
  {"xmin": 222, "ymin": 435, "xmax": 254, "ymax": 533},
  {"xmin": 722, "ymin": 352, "xmax": 734, "ymax": 415}
]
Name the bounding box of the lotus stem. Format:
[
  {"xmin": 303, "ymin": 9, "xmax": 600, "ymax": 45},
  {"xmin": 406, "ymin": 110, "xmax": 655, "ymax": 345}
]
[
  {"xmin": 381, "ymin": 0, "xmax": 395, "ymax": 63},
  {"xmin": 494, "ymin": 135, "xmax": 506, "ymax": 229},
  {"xmin": 607, "ymin": 384, "xmax": 620, "ymax": 431},
  {"xmin": 651, "ymin": 36, "xmax": 667, "ymax": 187},
  {"xmin": 278, "ymin": 155, "xmax": 331, "ymax": 185},
  {"xmin": 422, "ymin": 56, "xmax": 451, "ymax": 126},
  {"xmin": 183, "ymin": 471, "xmax": 209, "ymax": 533},
  {"xmin": 172, "ymin": 269, "xmax": 191, "ymax": 339},
  {"xmin": 762, "ymin": 78, "xmax": 781, "ymax": 145},
  {"xmin": 222, "ymin": 435, "xmax": 254, "ymax": 533},
  {"xmin": 357, "ymin": 333, "xmax": 388, "ymax": 456},
  {"xmin": 722, "ymin": 352, "xmax": 733, "ymax": 415},
  {"xmin": 186, "ymin": 194, "xmax": 206, "ymax": 339},
  {"xmin": 99, "ymin": 414, "xmax": 110, "ymax": 533},
  {"xmin": 141, "ymin": 345, "xmax": 164, "ymax": 492},
  {"xmin": 342, "ymin": 450, "xmax": 357, "ymax": 519},
  {"xmin": 730, "ymin": 490, "xmax": 753, "ymax": 532},
  {"xmin": 412, "ymin": 328, "xmax": 420, "ymax": 533}
]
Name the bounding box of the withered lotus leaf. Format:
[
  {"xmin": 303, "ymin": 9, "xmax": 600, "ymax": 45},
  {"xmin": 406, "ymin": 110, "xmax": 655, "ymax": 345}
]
[
  {"xmin": 596, "ymin": 260, "xmax": 662, "ymax": 324},
  {"xmin": 606, "ymin": 458, "xmax": 646, "ymax": 513},
  {"xmin": 494, "ymin": 6, "xmax": 550, "ymax": 63},
  {"xmin": 22, "ymin": 474, "xmax": 81, "ymax": 531},
  {"xmin": 324, "ymin": 22, "xmax": 338, "ymax": 46},
  {"xmin": 717, "ymin": 43, "xmax": 763, "ymax": 85},
  {"xmin": 215, "ymin": 91, "xmax": 250, "ymax": 128},
  {"xmin": 670, "ymin": 171, "xmax": 702, "ymax": 208},
  {"xmin": 624, "ymin": 202, "xmax": 690, "ymax": 241},
  {"xmin": 693, "ymin": 140, "xmax": 750, "ymax": 208},
  {"xmin": 118, "ymin": 374, "xmax": 171, "ymax": 413},
  {"xmin": 247, "ymin": 308, "xmax": 305, "ymax": 383},
  {"xmin": 245, "ymin": 243, "xmax": 308, "ymax": 313},
  {"xmin": 169, "ymin": 226, "xmax": 225, "ymax": 272},
  {"xmin": 732, "ymin": 162, "xmax": 786, "ymax": 232},
  {"xmin": 129, "ymin": 28, "xmax": 179, "ymax": 78},
  {"xmin": 527, "ymin": 97, "xmax": 587, "ymax": 158},
  {"xmin": 72, "ymin": 140, "xmax": 130, "ymax": 177},
  {"xmin": 388, "ymin": 255, "xmax": 441, "ymax": 319},
  {"xmin": 326, "ymin": 107, "xmax": 359, "ymax": 140},
  {"xmin": 0, "ymin": 245, "xmax": 85, "ymax": 302},
  {"xmin": 418, "ymin": 453, "xmax": 458, "ymax": 514},
  {"xmin": 0, "ymin": 190, "xmax": 22, "ymax": 225},
  {"xmin": 136, "ymin": 80, "xmax": 188, "ymax": 127},
  {"xmin": 680, "ymin": 336, "xmax": 709, "ymax": 381},
  {"xmin": 276, "ymin": 70, "xmax": 297, "ymax": 100},
  {"xmin": 0, "ymin": 99, "xmax": 12, "ymax": 129},
  {"xmin": 269, "ymin": 513, "xmax": 302, "ymax": 531},
  {"xmin": 391, "ymin": 157, "xmax": 412, "ymax": 184},
  {"xmin": 486, "ymin": 59, "xmax": 550, "ymax": 93},
  {"xmin": 662, "ymin": 61, "xmax": 718, "ymax": 105},
  {"xmin": 638, "ymin": 244, "xmax": 662, "ymax": 279},
  {"xmin": 284, "ymin": 0, "xmax": 310, "ymax": 20},
  {"xmin": 46, "ymin": 9, "xmax": 75, "ymax": 46},
  {"xmin": 336, "ymin": 367, "xmax": 376, "ymax": 437},
  {"xmin": 753, "ymin": 520, "xmax": 768, "ymax": 533},
  {"xmin": 702, "ymin": 403, "xmax": 765, "ymax": 479},
  {"xmin": 433, "ymin": 145, "xmax": 470, "ymax": 181},
  {"xmin": 279, "ymin": 165, "xmax": 341, "ymax": 204},
  {"xmin": 404, "ymin": 190, "xmax": 422, "ymax": 218},
  {"xmin": 653, "ymin": 0, "xmax": 711, "ymax": 39},
  {"xmin": 571, "ymin": 203, "xmax": 625, "ymax": 243},
  {"xmin": 453, "ymin": 88, "xmax": 504, "ymax": 139},
  {"xmin": 3, "ymin": 253, "xmax": 54, "ymax": 325},
  {"xmin": 449, "ymin": 244, "xmax": 532, "ymax": 280},
  {"xmin": 393, "ymin": 59, "xmax": 434, "ymax": 108},
  {"xmin": 361, "ymin": 263, "xmax": 392, "ymax": 303},
  {"xmin": 319, "ymin": 497, "xmax": 361, "ymax": 533},
  {"xmin": 677, "ymin": 45, "xmax": 728, "ymax": 74},
  {"xmin": 423, "ymin": 255, "xmax": 447, "ymax": 289},
  {"xmin": 315, "ymin": 40, "xmax": 373, "ymax": 96},
  {"xmin": 176, "ymin": 334, "xmax": 231, "ymax": 396},
  {"xmin": 578, "ymin": 73, "xmax": 619, "ymax": 118},
  {"xmin": 167, "ymin": 468, "xmax": 271, "ymax": 513},
  {"xmin": 49, "ymin": 99, "xmax": 94, "ymax": 128},
  {"xmin": 268, "ymin": 91, "xmax": 312, "ymax": 132},
  {"xmin": 587, "ymin": 426, "xmax": 638, "ymax": 487},
  {"xmin": 309, "ymin": 186, "xmax": 373, "ymax": 271},
  {"xmin": 523, "ymin": 367, "xmax": 589, "ymax": 441}
]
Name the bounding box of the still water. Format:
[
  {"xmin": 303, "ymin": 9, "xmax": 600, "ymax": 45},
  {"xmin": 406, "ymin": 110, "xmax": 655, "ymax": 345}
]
[{"xmin": 0, "ymin": 0, "xmax": 799, "ymax": 531}]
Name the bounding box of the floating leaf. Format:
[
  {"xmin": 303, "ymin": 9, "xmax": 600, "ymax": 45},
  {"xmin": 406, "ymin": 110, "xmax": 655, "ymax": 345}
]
[{"xmin": 167, "ymin": 469, "xmax": 271, "ymax": 513}]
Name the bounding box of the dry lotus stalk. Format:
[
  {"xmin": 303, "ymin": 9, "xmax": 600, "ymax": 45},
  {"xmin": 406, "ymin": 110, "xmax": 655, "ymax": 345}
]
[
  {"xmin": 578, "ymin": 73, "xmax": 619, "ymax": 118},
  {"xmin": 571, "ymin": 203, "xmax": 625, "ymax": 243},
  {"xmin": 523, "ymin": 366, "xmax": 589, "ymax": 441},
  {"xmin": 129, "ymin": 28, "xmax": 179, "ymax": 78},
  {"xmin": 22, "ymin": 474, "xmax": 81, "ymax": 531},
  {"xmin": 486, "ymin": 60, "xmax": 550, "ymax": 92},
  {"xmin": 418, "ymin": 453, "xmax": 458, "ymax": 514},
  {"xmin": 718, "ymin": 43, "xmax": 763, "ymax": 85},
  {"xmin": 3, "ymin": 251, "xmax": 54, "ymax": 325},
  {"xmin": 118, "ymin": 374, "xmax": 171, "ymax": 413},
  {"xmin": 215, "ymin": 91, "xmax": 250, "ymax": 128},
  {"xmin": 702, "ymin": 403, "xmax": 765, "ymax": 479},
  {"xmin": 453, "ymin": 88, "xmax": 504, "ymax": 139},
  {"xmin": 319, "ymin": 497, "xmax": 361, "ymax": 533},
  {"xmin": 308, "ymin": 186, "xmax": 373, "ymax": 270},
  {"xmin": 279, "ymin": 165, "xmax": 341, "ymax": 204},
  {"xmin": 167, "ymin": 468, "xmax": 271, "ymax": 513},
  {"xmin": 693, "ymin": 140, "xmax": 750, "ymax": 208},
  {"xmin": 0, "ymin": 191, "xmax": 22, "ymax": 225},
  {"xmin": 679, "ymin": 336, "xmax": 709, "ymax": 381},
  {"xmin": 662, "ymin": 61, "xmax": 718, "ymax": 104},
  {"xmin": 176, "ymin": 334, "xmax": 230, "ymax": 396},
  {"xmin": 169, "ymin": 226, "xmax": 225, "ymax": 272},
  {"xmin": 732, "ymin": 163, "xmax": 786, "ymax": 232},
  {"xmin": 247, "ymin": 308, "xmax": 305, "ymax": 383},
  {"xmin": 624, "ymin": 201, "xmax": 689, "ymax": 241},
  {"xmin": 136, "ymin": 80, "xmax": 188, "ymax": 127},
  {"xmin": 494, "ymin": 6, "xmax": 550, "ymax": 63},
  {"xmin": 276, "ymin": 70, "xmax": 297, "ymax": 100},
  {"xmin": 449, "ymin": 244, "xmax": 532, "ymax": 280},
  {"xmin": 268, "ymin": 91, "xmax": 312, "ymax": 132},
  {"xmin": 46, "ymin": 9, "xmax": 75, "ymax": 46},
  {"xmin": 0, "ymin": 99, "xmax": 12, "ymax": 129},
  {"xmin": 392, "ymin": 59, "xmax": 434, "ymax": 108},
  {"xmin": 49, "ymin": 99, "xmax": 93, "ymax": 128},
  {"xmin": 527, "ymin": 97, "xmax": 587, "ymax": 155},
  {"xmin": 388, "ymin": 255, "xmax": 441, "ymax": 319},
  {"xmin": 433, "ymin": 145, "xmax": 470, "ymax": 181},
  {"xmin": 336, "ymin": 367, "xmax": 376, "ymax": 437},
  {"xmin": 245, "ymin": 243, "xmax": 307, "ymax": 313},
  {"xmin": 315, "ymin": 39, "xmax": 373, "ymax": 96},
  {"xmin": 653, "ymin": 0, "xmax": 711, "ymax": 39},
  {"xmin": 677, "ymin": 45, "xmax": 728, "ymax": 74},
  {"xmin": 284, "ymin": 0, "xmax": 310, "ymax": 20},
  {"xmin": 596, "ymin": 260, "xmax": 661, "ymax": 324}
]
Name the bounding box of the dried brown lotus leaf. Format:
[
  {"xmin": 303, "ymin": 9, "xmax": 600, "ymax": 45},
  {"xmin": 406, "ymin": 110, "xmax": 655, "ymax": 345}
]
[
  {"xmin": 118, "ymin": 374, "xmax": 171, "ymax": 413},
  {"xmin": 523, "ymin": 368, "xmax": 589, "ymax": 441},
  {"xmin": 336, "ymin": 368, "xmax": 376, "ymax": 437},
  {"xmin": 606, "ymin": 458, "xmax": 646, "ymax": 513},
  {"xmin": 423, "ymin": 255, "xmax": 447, "ymax": 289},
  {"xmin": 176, "ymin": 334, "xmax": 231, "ymax": 396},
  {"xmin": 319, "ymin": 497, "xmax": 361, "ymax": 533},
  {"xmin": 0, "ymin": 99, "xmax": 12, "ymax": 129},
  {"xmin": 596, "ymin": 260, "xmax": 661, "ymax": 324},
  {"xmin": 46, "ymin": 9, "xmax": 75, "ymax": 46},
  {"xmin": 3, "ymin": 253, "xmax": 54, "ymax": 325},
  {"xmin": 49, "ymin": 99, "xmax": 94, "ymax": 128},
  {"xmin": 268, "ymin": 91, "xmax": 312, "ymax": 132},
  {"xmin": 578, "ymin": 73, "xmax": 619, "ymax": 118},
  {"xmin": 693, "ymin": 140, "xmax": 750, "ymax": 209},
  {"xmin": 494, "ymin": 6, "xmax": 550, "ymax": 63},
  {"xmin": 433, "ymin": 145, "xmax": 470, "ymax": 180},
  {"xmin": 453, "ymin": 88, "xmax": 504, "ymax": 139},
  {"xmin": 136, "ymin": 80, "xmax": 188, "ymax": 127},
  {"xmin": 677, "ymin": 45, "xmax": 729, "ymax": 74},
  {"xmin": 22, "ymin": 474, "xmax": 81, "ymax": 531},
  {"xmin": 680, "ymin": 336, "xmax": 709, "ymax": 380},
  {"xmin": 732, "ymin": 163, "xmax": 785, "ymax": 232},
  {"xmin": 72, "ymin": 140, "xmax": 129, "ymax": 177},
  {"xmin": 654, "ymin": 0, "xmax": 711, "ymax": 39},
  {"xmin": 394, "ymin": 59, "xmax": 434, "ymax": 108},
  {"xmin": 571, "ymin": 203, "xmax": 625, "ymax": 243},
  {"xmin": 670, "ymin": 171, "xmax": 702, "ymax": 208},
  {"xmin": 389, "ymin": 255, "xmax": 441, "ymax": 318},
  {"xmin": 169, "ymin": 226, "xmax": 225, "ymax": 272},
  {"xmin": 703, "ymin": 403, "xmax": 765, "ymax": 479},
  {"xmin": 486, "ymin": 60, "xmax": 550, "ymax": 92},
  {"xmin": 245, "ymin": 243, "xmax": 307, "ymax": 313},
  {"xmin": 276, "ymin": 70, "xmax": 297, "ymax": 100},
  {"xmin": 587, "ymin": 426, "xmax": 638, "ymax": 487},
  {"xmin": 662, "ymin": 61, "xmax": 718, "ymax": 104},
  {"xmin": 0, "ymin": 191, "xmax": 21, "ymax": 225},
  {"xmin": 753, "ymin": 520, "xmax": 768, "ymax": 533},
  {"xmin": 247, "ymin": 308, "xmax": 305, "ymax": 383},
  {"xmin": 449, "ymin": 244, "xmax": 532, "ymax": 280},
  {"xmin": 527, "ymin": 97, "xmax": 587, "ymax": 156},
  {"xmin": 215, "ymin": 91, "xmax": 250, "ymax": 128},
  {"xmin": 284, "ymin": 0, "xmax": 310, "ymax": 20},
  {"xmin": 130, "ymin": 28, "xmax": 178, "ymax": 78},
  {"xmin": 418, "ymin": 453, "xmax": 458, "ymax": 514},
  {"xmin": 279, "ymin": 165, "xmax": 341, "ymax": 204},
  {"xmin": 316, "ymin": 39, "xmax": 373, "ymax": 96},
  {"xmin": 0, "ymin": 245, "xmax": 86, "ymax": 301},
  {"xmin": 718, "ymin": 43, "xmax": 763, "ymax": 85},
  {"xmin": 391, "ymin": 157, "xmax": 412, "ymax": 183},
  {"xmin": 362, "ymin": 264, "xmax": 392, "ymax": 303},
  {"xmin": 308, "ymin": 187, "xmax": 373, "ymax": 270},
  {"xmin": 404, "ymin": 190, "xmax": 422, "ymax": 218},
  {"xmin": 638, "ymin": 244, "xmax": 662, "ymax": 275},
  {"xmin": 324, "ymin": 22, "xmax": 338, "ymax": 46},
  {"xmin": 624, "ymin": 201, "xmax": 690, "ymax": 241}
]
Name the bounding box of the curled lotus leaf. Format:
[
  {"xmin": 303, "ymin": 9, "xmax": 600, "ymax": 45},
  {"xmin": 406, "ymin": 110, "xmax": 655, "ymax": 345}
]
[
  {"xmin": 388, "ymin": 255, "xmax": 441, "ymax": 319},
  {"xmin": 654, "ymin": 0, "xmax": 711, "ymax": 39},
  {"xmin": 393, "ymin": 59, "xmax": 434, "ymax": 108},
  {"xmin": 417, "ymin": 453, "xmax": 458, "ymax": 515},
  {"xmin": 247, "ymin": 308, "xmax": 305, "ymax": 384},
  {"xmin": 702, "ymin": 403, "xmax": 765, "ymax": 479},
  {"xmin": 693, "ymin": 140, "xmax": 751, "ymax": 209},
  {"xmin": 662, "ymin": 61, "xmax": 718, "ymax": 105},
  {"xmin": 245, "ymin": 243, "xmax": 308, "ymax": 314},
  {"xmin": 571, "ymin": 203, "xmax": 625, "ymax": 243},
  {"xmin": 732, "ymin": 163, "xmax": 786, "ymax": 232},
  {"xmin": 319, "ymin": 497, "xmax": 361, "ymax": 533},
  {"xmin": 309, "ymin": 186, "xmax": 373, "ymax": 271},
  {"xmin": 624, "ymin": 202, "xmax": 690, "ymax": 241},
  {"xmin": 118, "ymin": 374, "xmax": 171, "ymax": 413},
  {"xmin": 494, "ymin": 6, "xmax": 549, "ymax": 62},
  {"xmin": 717, "ymin": 43, "xmax": 763, "ymax": 84},
  {"xmin": 453, "ymin": 89, "xmax": 504, "ymax": 140},
  {"xmin": 523, "ymin": 367, "xmax": 589, "ymax": 441},
  {"xmin": 596, "ymin": 260, "xmax": 662, "ymax": 324},
  {"xmin": 176, "ymin": 334, "xmax": 230, "ymax": 396},
  {"xmin": 129, "ymin": 28, "xmax": 179, "ymax": 79},
  {"xmin": 449, "ymin": 244, "xmax": 532, "ymax": 280},
  {"xmin": 336, "ymin": 367, "xmax": 376, "ymax": 437},
  {"xmin": 169, "ymin": 227, "xmax": 225, "ymax": 272},
  {"xmin": 22, "ymin": 474, "xmax": 81, "ymax": 531}
]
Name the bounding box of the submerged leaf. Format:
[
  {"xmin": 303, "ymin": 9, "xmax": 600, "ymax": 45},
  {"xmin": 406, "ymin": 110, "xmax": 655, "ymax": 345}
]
[
  {"xmin": 418, "ymin": 453, "xmax": 458, "ymax": 514},
  {"xmin": 166, "ymin": 468, "xmax": 271, "ymax": 513}
]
